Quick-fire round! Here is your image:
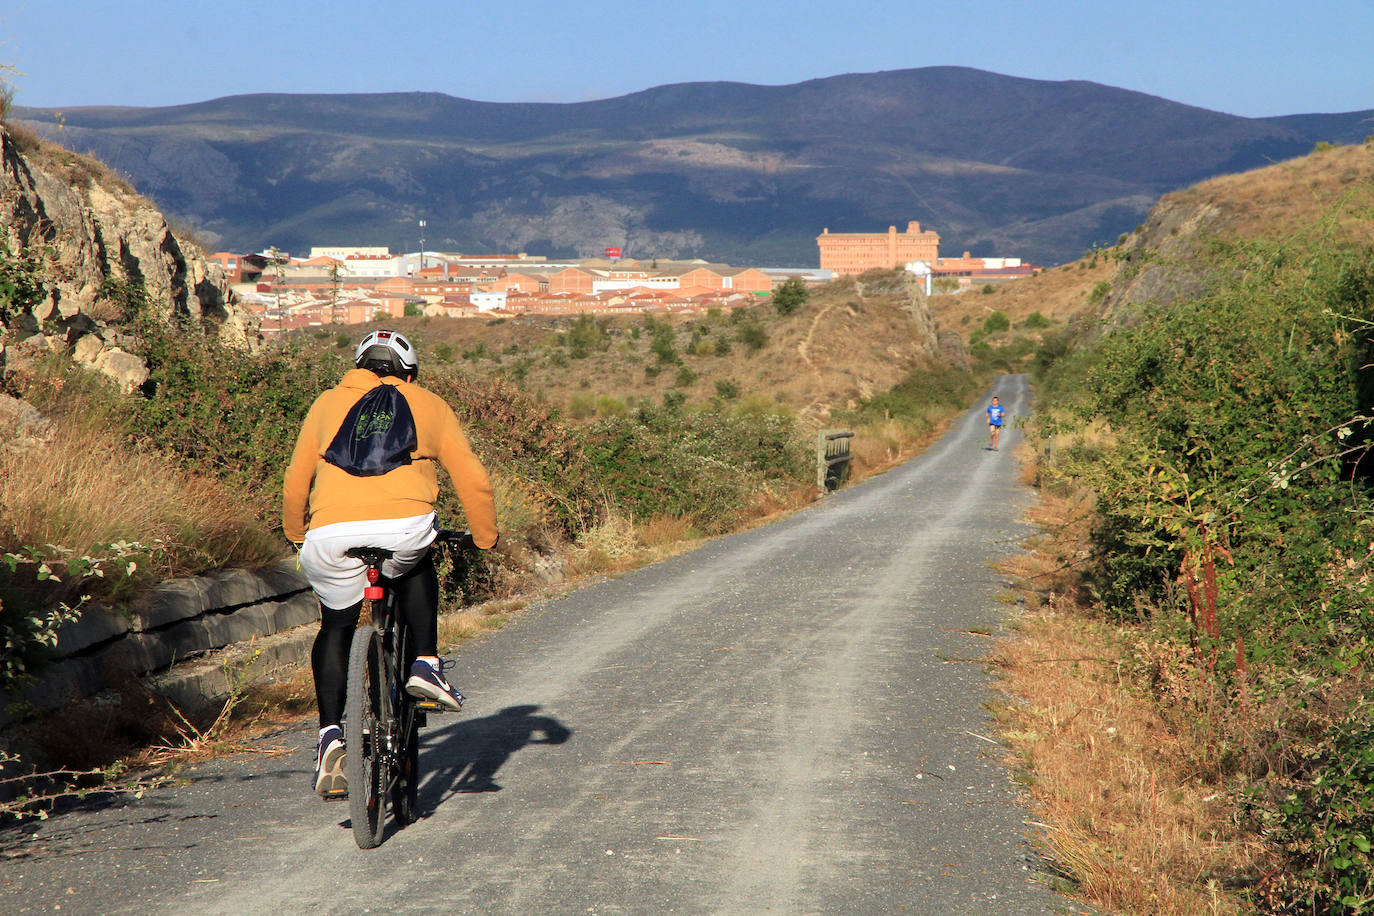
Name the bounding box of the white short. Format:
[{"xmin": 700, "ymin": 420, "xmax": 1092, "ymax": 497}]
[{"xmin": 299, "ymin": 513, "xmax": 437, "ymax": 609}]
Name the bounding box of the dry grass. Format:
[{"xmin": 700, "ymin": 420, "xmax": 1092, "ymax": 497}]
[
  {"xmin": 557, "ymin": 511, "xmax": 709, "ymax": 579},
  {"xmin": 994, "ymin": 606, "xmax": 1271, "ymax": 914},
  {"xmin": 0, "ymin": 391, "xmax": 281, "ymax": 581},
  {"xmin": 993, "ymin": 444, "xmax": 1271, "ymax": 915},
  {"xmin": 1163, "ymin": 142, "xmax": 1374, "ymax": 244},
  {"xmin": 929, "ymin": 259, "xmax": 1114, "ymax": 343}
]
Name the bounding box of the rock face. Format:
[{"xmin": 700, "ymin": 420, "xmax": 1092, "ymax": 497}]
[{"xmin": 0, "ymin": 124, "xmax": 257, "ymax": 386}]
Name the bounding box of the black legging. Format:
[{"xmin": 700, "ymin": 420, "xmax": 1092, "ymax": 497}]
[{"xmin": 312, "ymin": 551, "xmax": 440, "ymax": 728}]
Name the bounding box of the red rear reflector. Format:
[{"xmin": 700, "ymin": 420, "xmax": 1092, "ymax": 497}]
[
  {"xmin": 364, "ymin": 585, "xmax": 383, "ymax": 600},
  {"xmin": 366, "ymin": 568, "xmax": 381, "ymax": 584}
]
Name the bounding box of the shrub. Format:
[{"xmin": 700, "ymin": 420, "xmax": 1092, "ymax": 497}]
[
  {"xmin": 130, "ymin": 313, "xmax": 348, "ymax": 523},
  {"xmin": 847, "ymin": 365, "xmax": 983, "ymax": 431},
  {"xmin": 715, "ymin": 379, "xmax": 741, "ymax": 400},
  {"xmin": 0, "ymin": 241, "xmax": 47, "ymax": 325},
  {"xmin": 647, "ymin": 319, "xmax": 679, "ymax": 365},
  {"xmin": 737, "ymin": 321, "xmax": 767, "ymax": 352},
  {"xmin": 1036, "ymin": 233, "xmax": 1374, "ymax": 910},
  {"xmin": 772, "ymin": 277, "xmax": 809, "ymax": 314},
  {"xmin": 673, "ymin": 366, "xmax": 698, "ymax": 388},
  {"xmin": 982, "ymin": 310, "xmax": 1010, "ymax": 333},
  {"xmin": 566, "ymin": 314, "xmax": 607, "ymax": 359},
  {"xmin": 581, "ymin": 407, "xmax": 808, "ymax": 533}
]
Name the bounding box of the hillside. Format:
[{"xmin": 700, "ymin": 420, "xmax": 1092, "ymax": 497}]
[
  {"xmin": 324, "ymin": 269, "xmax": 944, "ymax": 427},
  {"xmin": 13, "ymin": 67, "xmax": 1371, "ymax": 267},
  {"xmin": 928, "ymin": 141, "xmax": 1374, "ymax": 337}
]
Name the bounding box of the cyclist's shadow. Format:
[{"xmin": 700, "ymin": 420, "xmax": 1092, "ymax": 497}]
[{"xmin": 418, "ymin": 704, "xmax": 571, "ymax": 810}]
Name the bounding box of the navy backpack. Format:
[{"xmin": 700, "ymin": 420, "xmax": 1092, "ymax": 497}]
[{"xmin": 323, "ymin": 384, "xmax": 417, "ymax": 476}]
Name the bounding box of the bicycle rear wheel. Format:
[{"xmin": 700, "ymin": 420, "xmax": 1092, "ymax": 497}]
[{"xmin": 345, "ymin": 625, "xmax": 386, "ymax": 849}]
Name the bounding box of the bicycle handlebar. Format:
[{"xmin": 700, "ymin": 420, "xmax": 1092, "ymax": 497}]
[{"xmin": 433, "ymin": 528, "xmax": 477, "ymax": 551}]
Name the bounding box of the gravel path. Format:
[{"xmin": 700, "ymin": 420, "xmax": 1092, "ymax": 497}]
[{"xmin": 1, "ymin": 375, "xmax": 1069, "ymax": 915}]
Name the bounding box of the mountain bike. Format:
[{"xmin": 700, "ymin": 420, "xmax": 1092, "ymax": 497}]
[{"xmin": 343, "ymin": 528, "xmax": 472, "ymax": 849}]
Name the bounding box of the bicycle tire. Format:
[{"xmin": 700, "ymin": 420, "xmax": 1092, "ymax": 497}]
[{"xmin": 345, "ymin": 625, "xmax": 386, "ymax": 849}]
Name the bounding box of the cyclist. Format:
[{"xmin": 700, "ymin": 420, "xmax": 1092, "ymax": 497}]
[
  {"xmin": 283, "ymin": 329, "xmax": 499, "ymax": 797},
  {"xmin": 986, "ymin": 395, "xmax": 1005, "ymax": 451}
]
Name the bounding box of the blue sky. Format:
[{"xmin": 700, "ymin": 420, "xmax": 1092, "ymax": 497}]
[{"xmin": 3, "ymin": 0, "xmax": 1371, "ymax": 118}]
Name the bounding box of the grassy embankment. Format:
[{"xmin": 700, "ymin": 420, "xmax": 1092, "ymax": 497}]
[{"xmin": 982, "ymin": 142, "xmax": 1374, "ymax": 915}]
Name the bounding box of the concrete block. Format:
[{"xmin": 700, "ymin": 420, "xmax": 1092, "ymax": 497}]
[
  {"xmin": 256, "ymin": 559, "xmax": 311, "ymax": 596},
  {"xmin": 20, "ymin": 659, "xmax": 104, "ymax": 711},
  {"xmin": 155, "ymin": 669, "xmax": 231, "ymax": 715},
  {"xmin": 200, "ymin": 568, "xmax": 273, "ymax": 611},
  {"xmin": 203, "ymin": 606, "xmax": 273, "ymax": 648},
  {"xmin": 53, "ymin": 606, "xmax": 131, "ymax": 656},
  {"xmin": 102, "ymin": 634, "xmax": 178, "ymax": 677},
  {"xmin": 158, "ymin": 619, "xmax": 215, "ymax": 662},
  {"xmin": 268, "ymin": 593, "xmax": 320, "ymax": 631},
  {"xmin": 131, "ymin": 579, "xmax": 206, "ymax": 632}
]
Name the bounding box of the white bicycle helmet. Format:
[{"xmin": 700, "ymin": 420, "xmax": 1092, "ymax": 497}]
[{"xmin": 354, "ymin": 329, "xmax": 418, "ymax": 378}]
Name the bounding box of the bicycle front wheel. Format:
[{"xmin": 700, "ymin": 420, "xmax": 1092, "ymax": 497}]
[{"xmin": 345, "ymin": 625, "xmax": 386, "ymax": 849}]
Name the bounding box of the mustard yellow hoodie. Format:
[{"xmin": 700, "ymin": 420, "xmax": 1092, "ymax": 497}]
[{"xmin": 282, "ymin": 369, "xmax": 498, "ymax": 547}]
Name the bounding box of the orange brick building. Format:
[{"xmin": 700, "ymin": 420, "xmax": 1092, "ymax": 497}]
[{"xmin": 816, "ymin": 221, "xmax": 941, "ymax": 276}]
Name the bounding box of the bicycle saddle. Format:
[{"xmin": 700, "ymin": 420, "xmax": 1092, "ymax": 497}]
[{"xmin": 344, "ymin": 546, "xmax": 394, "ymax": 566}]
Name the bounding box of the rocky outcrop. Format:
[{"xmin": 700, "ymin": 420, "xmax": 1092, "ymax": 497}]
[{"xmin": 0, "ymin": 124, "xmax": 257, "ymax": 388}]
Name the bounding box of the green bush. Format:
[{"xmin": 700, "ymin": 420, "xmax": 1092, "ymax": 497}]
[
  {"xmin": 0, "ymin": 241, "xmax": 46, "ymax": 325},
  {"xmin": 131, "ymin": 314, "xmax": 348, "ymax": 523},
  {"xmin": 1037, "ymin": 233, "xmax": 1374, "ymax": 910},
  {"xmin": 737, "ymin": 321, "xmax": 767, "ymax": 352},
  {"xmin": 982, "ymin": 310, "xmax": 1010, "ymax": 333},
  {"xmin": 846, "ymin": 365, "xmax": 984, "ymax": 430},
  {"xmin": 566, "ymin": 315, "xmax": 607, "ymax": 359},
  {"xmin": 582, "ymin": 407, "xmax": 808, "ymax": 532},
  {"xmin": 772, "ymin": 277, "xmax": 809, "ymax": 314},
  {"xmin": 1253, "ymin": 706, "xmax": 1374, "ymax": 913}
]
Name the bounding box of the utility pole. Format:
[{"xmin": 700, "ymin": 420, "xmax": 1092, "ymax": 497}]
[{"xmin": 418, "ymin": 219, "xmax": 426, "ymax": 273}]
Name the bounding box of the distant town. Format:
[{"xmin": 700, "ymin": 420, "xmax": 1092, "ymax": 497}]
[{"xmin": 213, "ymin": 223, "xmax": 1038, "ymax": 336}]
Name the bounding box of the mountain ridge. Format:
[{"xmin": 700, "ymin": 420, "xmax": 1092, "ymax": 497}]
[{"xmin": 14, "ymin": 66, "xmax": 1371, "ymax": 265}]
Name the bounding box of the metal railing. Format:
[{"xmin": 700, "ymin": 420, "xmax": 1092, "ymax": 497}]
[{"xmin": 817, "ymin": 430, "xmax": 854, "ymax": 492}]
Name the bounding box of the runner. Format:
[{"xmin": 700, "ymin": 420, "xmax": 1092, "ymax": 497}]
[{"xmin": 986, "ymin": 396, "xmax": 1005, "ymax": 451}]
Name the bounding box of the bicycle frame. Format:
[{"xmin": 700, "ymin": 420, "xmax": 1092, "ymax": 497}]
[{"xmin": 343, "ymin": 529, "xmax": 469, "ymax": 849}]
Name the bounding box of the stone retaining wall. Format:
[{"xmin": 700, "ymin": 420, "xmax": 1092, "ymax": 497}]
[{"xmin": 1, "ymin": 560, "xmax": 319, "ymax": 728}]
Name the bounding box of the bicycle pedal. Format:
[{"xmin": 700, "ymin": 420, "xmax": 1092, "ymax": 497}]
[{"xmin": 415, "ymin": 699, "xmax": 448, "ymax": 712}]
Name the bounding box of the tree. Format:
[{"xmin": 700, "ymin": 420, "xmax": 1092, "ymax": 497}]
[{"xmin": 772, "ymin": 277, "xmax": 809, "ymax": 315}]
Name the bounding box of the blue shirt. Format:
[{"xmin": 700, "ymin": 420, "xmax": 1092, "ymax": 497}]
[{"xmin": 987, "ymin": 404, "xmax": 1005, "ymax": 427}]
